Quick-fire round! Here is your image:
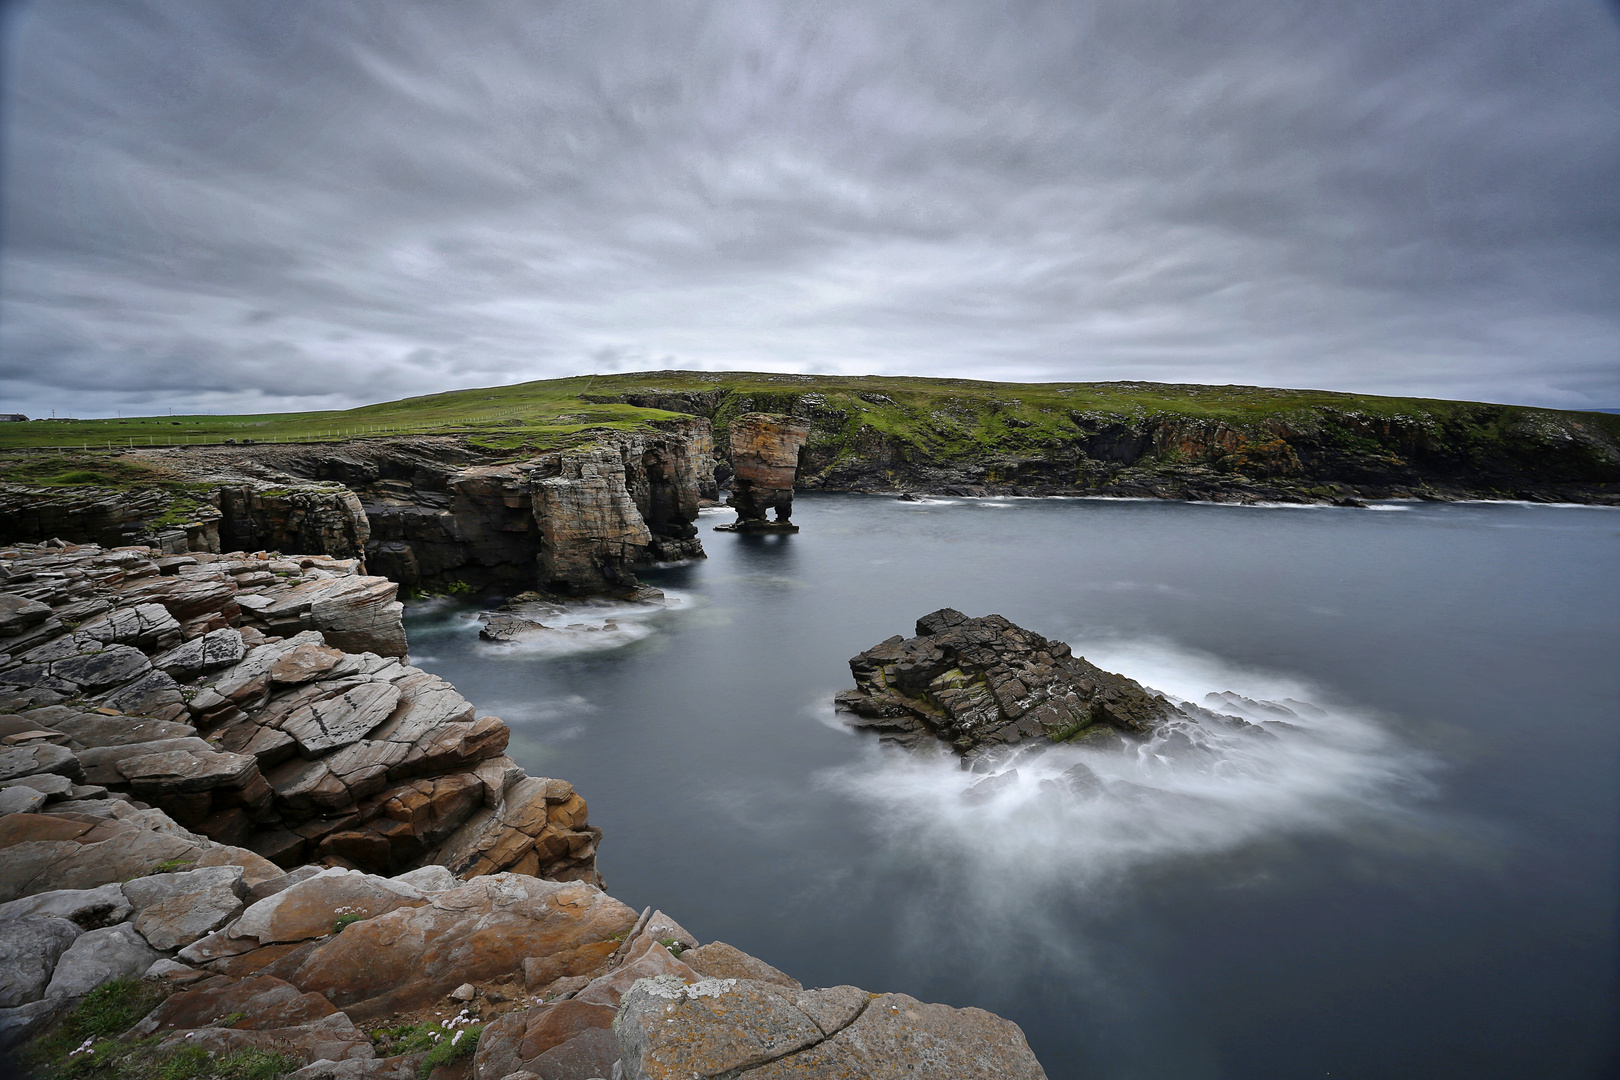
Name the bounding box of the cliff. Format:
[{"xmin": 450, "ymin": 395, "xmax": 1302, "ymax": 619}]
[
  {"xmin": 579, "ymin": 372, "xmax": 1620, "ymax": 504},
  {"xmin": 0, "ymin": 420, "xmax": 715, "ymax": 597},
  {"xmin": 0, "ymin": 540, "xmax": 1049, "ymax": 1080}
]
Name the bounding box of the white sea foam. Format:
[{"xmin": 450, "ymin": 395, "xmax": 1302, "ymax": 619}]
[
  {"xmin": 812, "ymin": 638, "xmax": 1435, "ymax": 953},
  {"xmin": 477, "ymin": 591, "xmax": 694, "ymax": 658}
]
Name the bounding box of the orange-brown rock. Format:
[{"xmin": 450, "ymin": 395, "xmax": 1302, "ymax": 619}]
[
  {"xmin": 287, "ymin": 874, "xmax": 636, "ymax": 1017},
  {"xmin": 717, "ymin": 413, "xmax": 810, "ymax": 532}
]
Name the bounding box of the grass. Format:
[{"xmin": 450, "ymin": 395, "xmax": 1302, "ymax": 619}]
[
  {"xmin": 21, "ymin": 980, "xmax": 297, "ymax": 1080},
  {"xmin": 367, "ymin": 1021, "xmax": 482, "ymax": 1078},
  {"xmin": 417, "ymin": 1024, "xmax": 480, "ymax": 1079}
]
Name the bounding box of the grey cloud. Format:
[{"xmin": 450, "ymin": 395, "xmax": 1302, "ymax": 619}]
[{"xmin": 2, "ymin": 0, "xmax": 1617, "ymax": 419}]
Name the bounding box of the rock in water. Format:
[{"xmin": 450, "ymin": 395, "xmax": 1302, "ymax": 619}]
[
  {"xmin": 836, "ymin": 607, "xmax": 1179, "ymax": 754},
  {"xmin": 715, "ymin": 413, "xmax": 811, "ymax": 533}
]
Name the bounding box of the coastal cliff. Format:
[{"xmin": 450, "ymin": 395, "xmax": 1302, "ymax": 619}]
[
  {"xmin": 0, "ymin": 419, "xmax": 715, "ymax": 598},
  {"xmin": 580, "ymin": 372, "xmax": 1620, "ymax": 504},
  {"xmin": 0, "ymin": 539, "xmax": 1049, "ymax": 1080}
]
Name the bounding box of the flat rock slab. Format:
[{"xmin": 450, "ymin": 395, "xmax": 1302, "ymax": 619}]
[
  {"xmin": 0, "ymin": 595, "xmax": 52, "ymax": 636},
  {"xmin": 0, "ymin": 743, "xmax": 82, "ymax": 783},
  {"xmin": 746, "ymin": 992, "xmax": 1049, "ymax": 1080},
  {"xmin": 117, "ymin": 748, "xmax": 258, "ymax": 795},
  {"xmin": 79, "ymin": 603, "xmax": 181, "ymax": 648},
  {"xmin": 223, "ymin": 867, "xmax": 425, "ymax": 947},
  {"xmin": 614, "ymin": 977, "xmax": 826, "ymax": 1080},
  {"xmin": 0, "ymin": 786, "xmax": 48, "ymax": 814},
  {"xmin": 282, "ymin": 682, "xmax": 403, "ymax": 754},
  {"xmin": 50, "ymin": 645, "xmax": 153, "ymax": 690},
  {"xmin": 288, "ymin": 874, "xmax": 635, "ymax": 1017},
  {"xmin": 130, "ymin": 974, "xmax": 340, "ymax": 1036},
  {"xmin": 151, "ymin": 628, "xmax": 246, "ymax": 675},
  {"xmin": 269, "ymin": 643, "xmax": 345, "ymax": 684},
  {"xmin": 124, "ymin": 865, "xmax": 247, "ymax": 950}
]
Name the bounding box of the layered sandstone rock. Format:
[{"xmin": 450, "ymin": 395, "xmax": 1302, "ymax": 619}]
[
  {"xmin": 0, "ymin": 541, "xmax": 601, "ymax": 886},
  {"xmin": 715, "ymin": 413, "xmax": 810, "ymax": 533},
  {"xmin": 1, "ymin": 543, "xmax": 1052, "ymax": 1080},
  {"xmin": 838, "ymin": 608, "xmax": 1211, "ymax": 756},
  {"xmin": 0, "ymin": 421, "xmax": 715, "ymax": 599}
]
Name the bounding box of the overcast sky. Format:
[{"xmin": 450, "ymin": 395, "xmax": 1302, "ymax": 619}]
[{"xmin": 2, "ymin": 0, "xmax": 1617, "ymax": 418}]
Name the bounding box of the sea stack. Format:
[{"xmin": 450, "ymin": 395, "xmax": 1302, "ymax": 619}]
[{"xmin": 714, "ymin": 412, "xmax": 811, "ymax": 533}]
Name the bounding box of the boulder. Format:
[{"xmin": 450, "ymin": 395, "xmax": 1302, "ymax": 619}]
[
  {"xmin": 0, "ymin": 916, "xmax": 81, "ymax": 1007},
  {"xmin": 288, "ymin": 874, "xmax": 635, "ymax": 1017},
  {"xmin": 526, "ymin": 1029, "xmax": 619, "ymax": 1080},
  {"xmin": 43, "ymin": 923, "xmax": 164, "ymax": 998}
]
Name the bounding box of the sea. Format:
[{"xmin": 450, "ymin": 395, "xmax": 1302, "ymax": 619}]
[{"xmin": 403, "ymin": 493, "xmax": 1620, "ymax": 1080}]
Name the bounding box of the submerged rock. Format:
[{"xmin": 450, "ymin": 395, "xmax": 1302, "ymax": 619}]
[{"xmin": 837, "ymin": 608, "xmax": 1181, "ymax": 755}]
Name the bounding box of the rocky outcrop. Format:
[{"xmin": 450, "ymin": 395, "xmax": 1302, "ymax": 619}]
[
  {"xmin": 837, "ymin": 608, "xmax": 1194, "ymax": 756},
  {"xmin": 0, "ymin": 541, "xmax": 600, "ymax": 885},
  {"xmin": 1, "ymin": 540, "xmax": 1052, "ymax": 1080},
  {"xmin": 715, "ymin": 413, "xmax": 811, "ymax": 533},
  {"xmin": 0, "ymin": 420, "xmax": 715, "ymax": 599}
]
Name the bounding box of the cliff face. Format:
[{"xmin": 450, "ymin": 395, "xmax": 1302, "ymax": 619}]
[
  {"xmin": 0, "ymin": 420, "xmax": 715, "ymax": 596},
  {"xmin": 585, "ymin": 380, "xmax": 1620, "ymax": 504}
]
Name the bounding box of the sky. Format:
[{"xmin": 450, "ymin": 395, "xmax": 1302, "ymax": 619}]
[{"xmin": 2, "ymin": 0, "xmax": 1618, "ymax": 418}]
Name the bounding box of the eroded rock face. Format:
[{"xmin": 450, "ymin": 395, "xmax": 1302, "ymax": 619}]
[
  {"xmin": 0, "ymin": 542, "xmax": 602, "ymax": 885},
  {"xmin": 837, "ymin": 608, "xmax": 1181, "ymax": 755},
  {"xmin": 717, "ymin": 413, "xmax": 810, "ymax": 532},
  {"xmin": 1, "ymin": 427, "xmax": 716, "ymax": 599}
]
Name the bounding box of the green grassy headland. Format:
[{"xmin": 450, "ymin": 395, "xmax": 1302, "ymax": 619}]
[{"xmin": 3, "ymin": 371, "xmax": 1616, "ymax": 489}]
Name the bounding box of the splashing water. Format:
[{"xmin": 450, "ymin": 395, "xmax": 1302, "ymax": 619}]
[{"xmin": 815, "ymin": 637, "xmax": 1435, "ymax": 929}]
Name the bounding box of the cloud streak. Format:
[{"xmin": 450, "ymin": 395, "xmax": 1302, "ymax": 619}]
[{"xmin": 3, "ymin": 0, "xmax": 1617, "ymax": 417}]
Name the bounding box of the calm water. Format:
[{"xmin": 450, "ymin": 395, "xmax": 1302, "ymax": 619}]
[{"xmin": 404, "ymin": 495, "xmax": 1620, "ymax": 1080}]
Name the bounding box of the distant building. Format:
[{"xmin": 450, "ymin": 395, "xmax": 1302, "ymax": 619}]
[{"xmin": 0, "ymin": 413, "xmax": 28, "ymax": 422}]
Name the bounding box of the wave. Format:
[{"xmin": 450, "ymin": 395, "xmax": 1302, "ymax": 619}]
[{"xmin": 811, "ymin": 638, "xmax": 1436, "ymax": 949}]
